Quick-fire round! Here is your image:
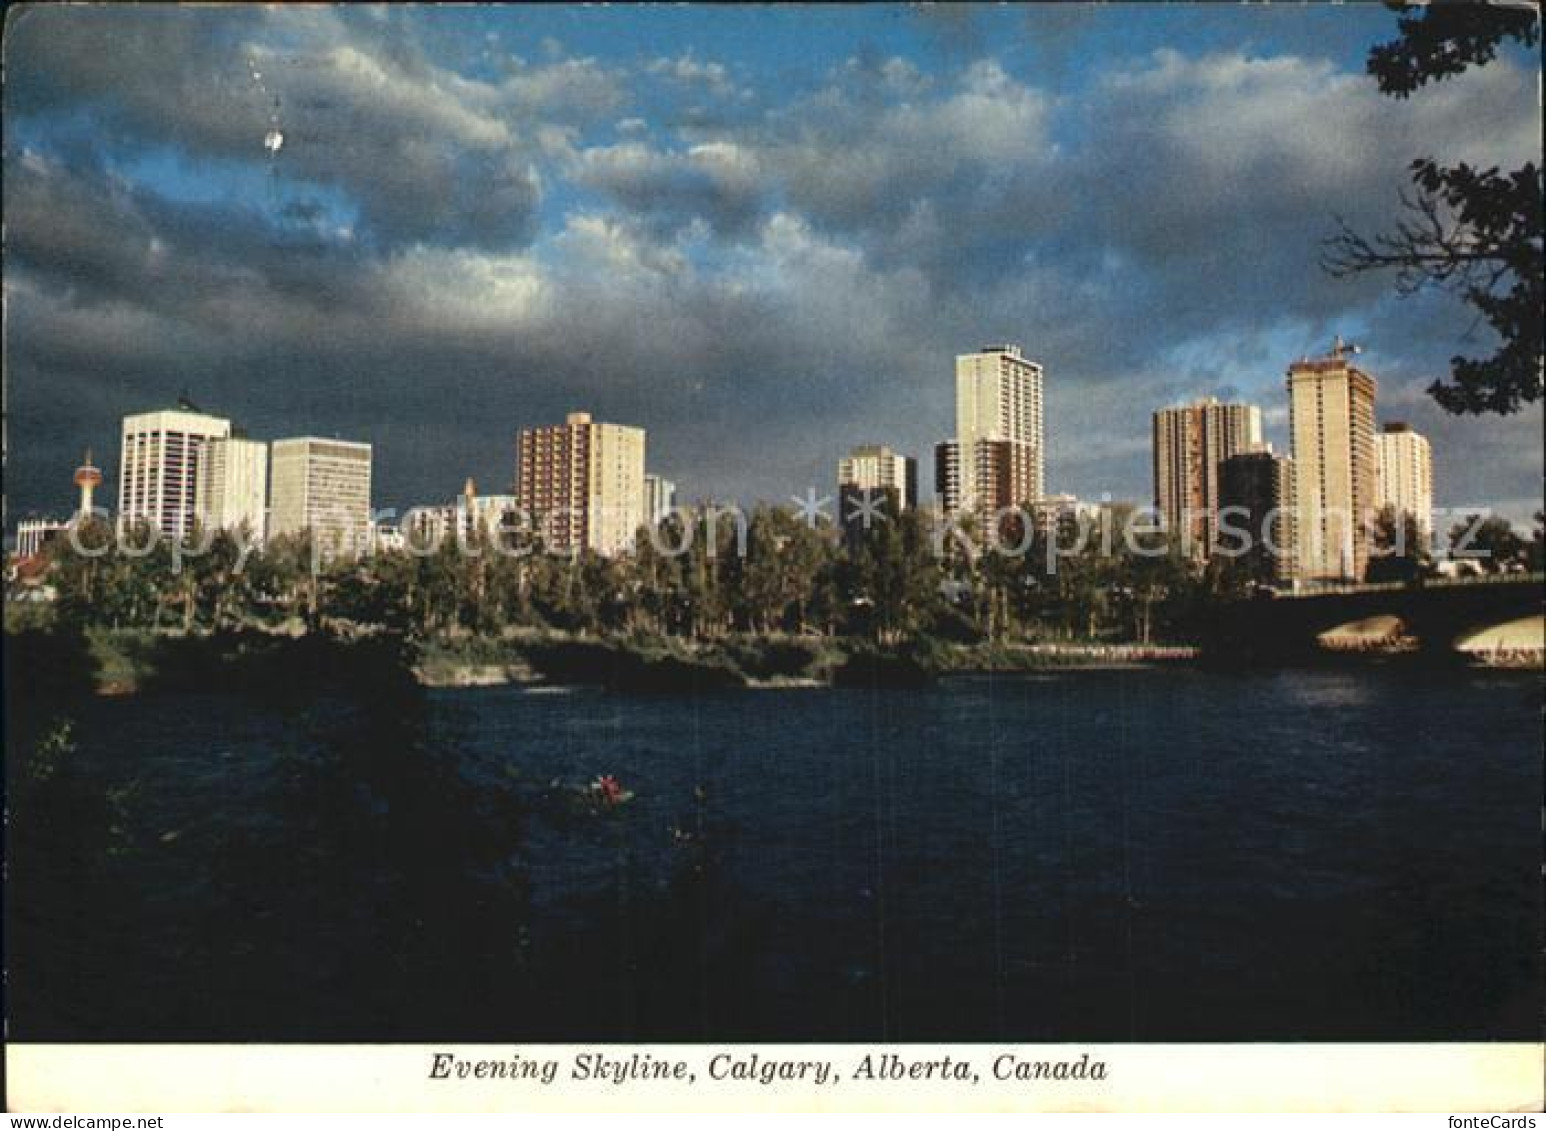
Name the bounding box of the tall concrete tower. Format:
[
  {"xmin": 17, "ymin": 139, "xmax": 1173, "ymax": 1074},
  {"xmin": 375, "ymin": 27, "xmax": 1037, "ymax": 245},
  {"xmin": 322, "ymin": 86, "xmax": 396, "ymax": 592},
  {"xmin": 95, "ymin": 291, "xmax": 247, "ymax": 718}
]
[
  {"xmin": 1288, "ymin": 338, "xmax": 1379, "ymax": 583},
  {"xmin": 73, "ymin": 450, "xmax": 103, "ymax": 519},
  {"xmin": 948, "ymin": 344, "xmax": 1045, "ymax": 517}
]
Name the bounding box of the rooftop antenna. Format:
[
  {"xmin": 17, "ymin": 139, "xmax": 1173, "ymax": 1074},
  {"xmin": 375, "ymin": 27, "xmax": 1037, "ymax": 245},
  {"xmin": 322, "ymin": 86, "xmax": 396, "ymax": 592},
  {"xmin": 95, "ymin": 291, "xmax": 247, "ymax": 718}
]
[{"xmin": 1330, "ymin": 334, "xmax": 1363, "ymax": 361}]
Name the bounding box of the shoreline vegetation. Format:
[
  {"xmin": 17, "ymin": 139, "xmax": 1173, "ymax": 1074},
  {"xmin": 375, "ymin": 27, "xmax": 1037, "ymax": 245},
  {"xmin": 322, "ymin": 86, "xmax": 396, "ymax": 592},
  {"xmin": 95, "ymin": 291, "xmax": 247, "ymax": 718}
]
[
  {"xmin": 6, "ymin": 618, "xmax": 1536, "ymax": 702},
  {"xmin": 7, "ymin": 510, "xmax": 1541, "ymax": 696},
  {"xmin": 3, "ymin": 622, "xmax": 1206, "ymax": 699}
]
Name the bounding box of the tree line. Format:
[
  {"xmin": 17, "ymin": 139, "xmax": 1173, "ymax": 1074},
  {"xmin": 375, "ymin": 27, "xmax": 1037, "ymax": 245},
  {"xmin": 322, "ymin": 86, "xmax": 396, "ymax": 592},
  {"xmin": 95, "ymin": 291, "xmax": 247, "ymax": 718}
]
[{"xmin": 29, "ymin": 505, "xmax": 1541, "ymax": 645}]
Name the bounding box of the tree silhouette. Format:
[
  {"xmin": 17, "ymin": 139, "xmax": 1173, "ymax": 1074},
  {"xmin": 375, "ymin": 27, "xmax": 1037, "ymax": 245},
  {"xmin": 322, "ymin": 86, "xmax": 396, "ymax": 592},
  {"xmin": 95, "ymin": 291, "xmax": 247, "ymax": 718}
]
[{"xmin": 1322, "ymin": 2, "xmax": 1542, "ymax": 414}]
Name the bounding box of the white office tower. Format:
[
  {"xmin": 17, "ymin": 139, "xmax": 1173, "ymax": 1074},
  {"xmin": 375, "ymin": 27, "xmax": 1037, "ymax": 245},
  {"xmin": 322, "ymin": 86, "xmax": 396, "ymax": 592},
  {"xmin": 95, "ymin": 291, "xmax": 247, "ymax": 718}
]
[
  {"xmin": 196, "ymin": 436, "xmax": 269, "ymax": 541},
  {"xmin": 269, "ymin": 437, "xmax": 373, "ymax": 556},
  {"xmin": 118, "ymin": 407, "xmax": 232, "ymax": 540}
]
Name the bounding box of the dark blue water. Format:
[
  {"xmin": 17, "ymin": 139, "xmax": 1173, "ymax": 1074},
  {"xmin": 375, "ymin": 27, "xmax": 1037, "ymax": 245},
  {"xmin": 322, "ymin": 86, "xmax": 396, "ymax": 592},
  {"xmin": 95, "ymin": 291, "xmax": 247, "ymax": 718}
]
[{"xmin": 9, "ymin": 667, "xmax": 1540, "ymax": 1041}]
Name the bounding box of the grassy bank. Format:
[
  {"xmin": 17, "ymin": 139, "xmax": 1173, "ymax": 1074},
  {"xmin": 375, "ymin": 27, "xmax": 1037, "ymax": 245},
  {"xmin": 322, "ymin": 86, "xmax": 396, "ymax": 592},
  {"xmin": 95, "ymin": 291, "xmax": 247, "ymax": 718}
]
[
  {"xmin": 3, "ymin": 621, "xmax": 1201, "ymax": 700},
  {"xmin": 410, "ymin": 630, "xmax": 1194, "ymax": 691},
  {"xmin": 5, "ymin": 626, "xmax": 418, "ymax": 699}
]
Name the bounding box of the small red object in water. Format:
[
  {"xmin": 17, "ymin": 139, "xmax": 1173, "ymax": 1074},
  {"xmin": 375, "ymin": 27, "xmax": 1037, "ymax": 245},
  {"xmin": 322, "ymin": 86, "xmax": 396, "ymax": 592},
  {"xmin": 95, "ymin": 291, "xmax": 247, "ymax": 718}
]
[{"xmin": 596, "ymin": 775, "xmax": 623, "ymax": 803}]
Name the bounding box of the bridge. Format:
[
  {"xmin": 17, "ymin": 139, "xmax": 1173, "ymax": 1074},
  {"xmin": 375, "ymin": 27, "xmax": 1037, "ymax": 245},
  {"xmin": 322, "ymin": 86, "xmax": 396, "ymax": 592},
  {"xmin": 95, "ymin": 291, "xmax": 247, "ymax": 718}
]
[{"xmin": 1201, "ymin": 572, "xmax": 1543, "ymax": 663}]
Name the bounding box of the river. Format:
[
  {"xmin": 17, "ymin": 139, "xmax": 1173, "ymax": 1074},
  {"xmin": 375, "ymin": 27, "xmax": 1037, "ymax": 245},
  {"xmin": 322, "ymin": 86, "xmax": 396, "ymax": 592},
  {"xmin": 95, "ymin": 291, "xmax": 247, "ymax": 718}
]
[{"xmin": 7, "ymin": 666, "xmax": 1540, "ymax": 1041}]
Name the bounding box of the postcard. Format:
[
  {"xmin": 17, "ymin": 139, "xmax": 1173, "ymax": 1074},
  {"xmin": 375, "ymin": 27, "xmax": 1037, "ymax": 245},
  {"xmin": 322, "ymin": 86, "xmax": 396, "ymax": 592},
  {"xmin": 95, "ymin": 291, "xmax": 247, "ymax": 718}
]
[{"xmin": 4, "ymin": 1, "xmax": 1542, "ymax": 1114}]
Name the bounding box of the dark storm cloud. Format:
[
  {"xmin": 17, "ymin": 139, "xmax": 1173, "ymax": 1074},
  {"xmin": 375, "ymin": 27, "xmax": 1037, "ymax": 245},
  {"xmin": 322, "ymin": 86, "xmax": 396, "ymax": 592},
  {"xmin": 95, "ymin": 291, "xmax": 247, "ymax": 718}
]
[
  {"xmin": 573, "ymin": 141, "xmax": 766, "ymax": 239},
  {"xmin": 3, "ymin": 6, "xmax": 1540, "ymax": 523},
  {"xmin": 1, "ymin": 5, "xmax": 596, "ymax": 250}
]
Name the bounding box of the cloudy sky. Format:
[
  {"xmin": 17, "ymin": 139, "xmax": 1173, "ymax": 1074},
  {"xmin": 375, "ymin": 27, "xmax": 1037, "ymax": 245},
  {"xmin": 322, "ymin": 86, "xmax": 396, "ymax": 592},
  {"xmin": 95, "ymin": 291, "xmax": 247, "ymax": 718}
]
[{"xmin": 5, "ymin": 4, "xmax": 1541, "ymax": 527}]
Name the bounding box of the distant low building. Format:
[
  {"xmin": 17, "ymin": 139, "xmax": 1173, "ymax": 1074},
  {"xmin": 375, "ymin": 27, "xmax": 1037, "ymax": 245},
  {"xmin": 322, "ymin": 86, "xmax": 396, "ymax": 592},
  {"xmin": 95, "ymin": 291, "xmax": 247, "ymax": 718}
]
[
  {"xmin": 1027, "ymin": 493, "xmax": 1094, "ymax": 535},
  {"xmin": 644, "ymin": 474, "xmax": 677, "ymax": 526},
  {"xmin": 838, "ymin": 444, "xmax": 916, "ymax": 536},
  {"xmin": 402, "ymin": 503, "xmax": 457, "ymax": 551},
  {"xmin": 15, "ymin": 517, "xmax": 68, "ymax": 559},
  {"xmin": 459, "ymin": 480, "xmax": 521, "ymax": 545},
  {"xmin": 369, "ymin": 521, "xmax": 405, "ymax": 554}
]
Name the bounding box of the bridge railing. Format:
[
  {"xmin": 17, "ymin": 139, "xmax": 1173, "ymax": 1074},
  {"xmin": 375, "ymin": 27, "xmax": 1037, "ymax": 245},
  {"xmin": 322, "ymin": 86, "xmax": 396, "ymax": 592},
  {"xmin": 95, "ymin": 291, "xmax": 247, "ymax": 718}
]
[{"xmin": 1274, "ymin": 570, "xmax": 1544, "ymax": 600}]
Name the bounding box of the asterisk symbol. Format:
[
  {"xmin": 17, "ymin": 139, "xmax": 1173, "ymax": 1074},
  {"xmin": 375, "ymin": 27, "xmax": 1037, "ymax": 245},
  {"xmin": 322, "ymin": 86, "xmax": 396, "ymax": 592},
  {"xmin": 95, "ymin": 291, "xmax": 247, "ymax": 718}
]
[
  {"xmin": 846, "ymin": 489, "xmax": 890, "ymax": 530},
  {"xmin": 788, "ymin": 487, "xmax": 833, "ymax": 528}
]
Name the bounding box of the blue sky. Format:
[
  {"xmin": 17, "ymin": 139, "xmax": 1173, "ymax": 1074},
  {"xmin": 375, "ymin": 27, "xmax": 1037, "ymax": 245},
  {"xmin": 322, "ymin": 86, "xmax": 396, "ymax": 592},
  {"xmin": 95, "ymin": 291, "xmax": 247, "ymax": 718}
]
[{"xmin": 4, "ymin": 3, "xmax": 1542, "ymax": 527}]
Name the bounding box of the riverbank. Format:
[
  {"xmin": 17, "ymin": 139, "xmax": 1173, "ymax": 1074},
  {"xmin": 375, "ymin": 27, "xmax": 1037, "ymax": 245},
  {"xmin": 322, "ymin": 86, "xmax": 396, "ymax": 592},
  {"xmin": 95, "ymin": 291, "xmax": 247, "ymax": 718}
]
[
  {"xmin": 4, "ymin": 624, "xmax": 1205, "ymax": 698},
  {"xmin": 415, "ymin": 631, "xmax": 1199, "ymax": 690}
]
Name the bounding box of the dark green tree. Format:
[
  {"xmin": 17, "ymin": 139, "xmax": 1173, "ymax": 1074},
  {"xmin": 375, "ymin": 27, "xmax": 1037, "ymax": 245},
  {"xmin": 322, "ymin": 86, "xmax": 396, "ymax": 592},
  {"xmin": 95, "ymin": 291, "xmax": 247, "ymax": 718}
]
[
  {"xmin": 1449, "ymin": 513, "xmax": 1526, "ymax": 572},
  {"xmin": 1323, "ymin": 2, "xmax": 1543, "ymax": 414},
  {"xmin": 1365, "ymin": 504, "xmax": 1431, "ymax": 584}
]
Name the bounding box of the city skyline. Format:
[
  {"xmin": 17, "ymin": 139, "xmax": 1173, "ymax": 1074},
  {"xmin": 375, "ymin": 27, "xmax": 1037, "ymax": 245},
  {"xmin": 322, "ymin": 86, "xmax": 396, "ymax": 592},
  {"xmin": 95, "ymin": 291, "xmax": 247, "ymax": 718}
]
[
  {"xmin": 0, "ymin": 343, "xmax": 1509, "ymax": 554},
  {"xmin": 4, "ymin": 5, "xmax": 1541, "ymax": 527}
]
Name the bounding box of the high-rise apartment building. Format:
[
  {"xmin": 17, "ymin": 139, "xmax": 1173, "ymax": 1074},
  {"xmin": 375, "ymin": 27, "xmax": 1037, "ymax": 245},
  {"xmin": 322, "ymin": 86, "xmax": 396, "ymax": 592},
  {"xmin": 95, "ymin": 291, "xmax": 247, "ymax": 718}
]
[
  {"xmin": 1287, "ymin": 344, "xmax": 1379, "ymax": 583},
  {"xmin": 1218, "ymin": 446, "xmax": 1298, "ymax": 585},
  {"xmin": 196, "ymin": 436, "xmax": 269, "ymax": 541},
  {"xmin": 269, "ymin": 437, "xmax": 373, "ymax": 555},
  {"xmin": 1152, "ymin": 397, "xmax": 1262, "ymax": 553},
  {"xmin": 947, "ymin": 344, "xmax": 1045, "ymax": 515},
  {"xmin": 644, "ymin": 474, "xmax": 678, "ymax": 527},
  {"xmin": 1375, "ymin": 422, "xmax": 1433, "ymax": 546},
  {"xmin": 118, "ymin": 407, "xmax": 231, "ymax": 539},
  {"xmin": 515, "ymin": 412, "xmax": 646, "ymax": 556}
]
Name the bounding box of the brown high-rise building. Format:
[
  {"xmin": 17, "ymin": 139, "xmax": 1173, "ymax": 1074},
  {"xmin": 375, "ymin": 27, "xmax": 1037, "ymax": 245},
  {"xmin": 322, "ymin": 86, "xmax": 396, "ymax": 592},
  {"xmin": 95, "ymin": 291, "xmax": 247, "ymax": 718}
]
[
  {"xmin": 1287, "ymin": 342, "xmax": 1379, "ymax": 583},
  {"xmin": 515, "ymin": 412, "xmax": 646, "ymax": 556},
  {"xmin": 1152, "ymin": 397, "xmax": 1262, "ymax": 555}
]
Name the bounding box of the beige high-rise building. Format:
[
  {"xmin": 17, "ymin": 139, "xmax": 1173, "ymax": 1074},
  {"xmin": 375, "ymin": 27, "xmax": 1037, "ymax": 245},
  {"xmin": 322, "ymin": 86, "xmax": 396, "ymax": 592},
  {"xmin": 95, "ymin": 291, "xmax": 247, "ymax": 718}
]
[
  {"xmin": 952, "ymin": 344, "xmax": 1044, "ymax": 515},
  {"xmin": 1375, "ymin": 423, "xmax": 1434, "ymax": 546},
  {"xmin": 1287, "ymin": 345, "xmax": 1379, "ymax": 582},
  {"xmin": 1152, "ymin": 397, "xmax": 1262, "ymax": 554},
  {"xmin": 269, "ymin": 437, "xmax": 373, "ymax": 555},
  {"xmin": 196, "ymin": 436, "xmax": 269, "ymax": 541},
  {"xmin": 118, "ymin": 407, "xmax": 232, "ymax": 540},
  {"xmin": 515, "ymin": 412, "xmax": 646, "ymax": 556}
]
